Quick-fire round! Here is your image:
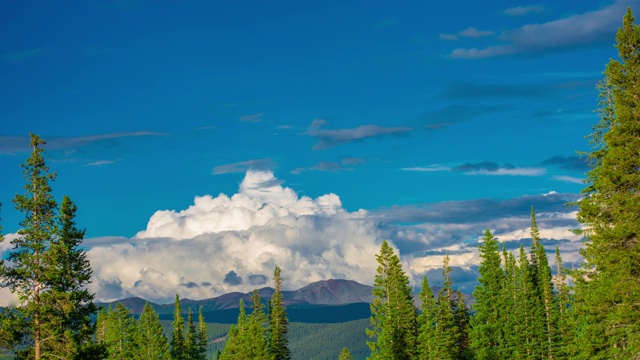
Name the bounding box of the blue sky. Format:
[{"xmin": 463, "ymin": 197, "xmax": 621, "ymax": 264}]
[{"xmin": 1, "ymin": 0, "xmax": 637, "ymax": 303}]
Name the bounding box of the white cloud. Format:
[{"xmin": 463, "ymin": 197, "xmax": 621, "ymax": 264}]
[
  {"xmin": 85, "ymin": 160, "xmax": 116, "ymax": 167},
  {"xmin": 554, "ymin": 175, "xmax": 583, "ymax": 184},
  {"xmin": 86, "ymin": 171, "xmax": 385, "ymax": 303},
  {"xmin": 440, "ymin": 33, "xmax": 458, "ymax": 41},
  {"xmin": 401, "ymin": 165, "xmax": 452, "ymax": 172},
  {"xmin": 467, "ymin": 167, "xmax": 546, "ymax": 176}
]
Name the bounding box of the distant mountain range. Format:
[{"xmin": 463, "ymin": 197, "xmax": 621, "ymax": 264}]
[{"xmin": 97, "ymin": 279, "xmax": 471, "ymax": 324}]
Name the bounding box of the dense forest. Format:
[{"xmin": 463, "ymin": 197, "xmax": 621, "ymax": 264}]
[{"xmin": 2, "ymin": 8, "xmax": 640, "ymax": 360}]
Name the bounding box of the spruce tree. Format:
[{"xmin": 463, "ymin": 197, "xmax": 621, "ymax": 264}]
[
  {"xmin": 220, "ymin": 300, "xmax": 247, "ymax": 360},
  {"xmin": 185, "ymin": 308, "xmax": 198, "ymax": 360},
  {"xmin": 366, "ymin": 240, "xmax": 416, "ymax": 360},
  {"xmin": 135, "ymin": 302, "xmax": 170, "ymax": 360},
  {"xmin": 246, "ymin": 290, "xmax": 269, "ymax": 360},
  {"xmin": 553, "ymin": 247, "xmax": 573, "ymax": 359},
  {"xmin": 499, "ymin": 247, "xmax": 517, "ymax": 359},
  {"xmin": 432, "ymin": 254, "xmax": 460, "ymax": 360},
  {"xmin": 514, "ymin": 245, "xmax": 544, "ymax": 359},
  {"xmin": 338, "ymin": 347, "xmax": 353, "ymax": 360},
  {"xmin": 573, "ymin": 7, "xmax": 640, "ymax": 358},
  {"xmin": 196, "ymin": 308, "xmax": 208, "ymax": 360},
  {"xmin": 100, "ymin": 303, "xmax": 138, "ymax": 360},
  {"xmin": 171, "ymin": 295, "xmax": 186, "ymax": 360},
  {"xmin": 268, "ymin": 266, "xmax": 290, "ymax": 360},
  {"xmin": 470, "ymin": 229, "xmax": 504, "ymax": 360},
  {"xmin": 417, "ymin": 276, "xmax": 436, "ymax": 359}
]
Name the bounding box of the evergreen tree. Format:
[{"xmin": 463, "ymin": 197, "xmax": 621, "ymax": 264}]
[
  {"xmin": 366, "ymin": 240, "xmax": 417, "ymax": 360},
  {"xmin": 553, "ymin": 247, "xmax": 573, "ymax": 359},
  {"xmin": 185, "ymin": 308, "xmax": 199, "ymax": 360},
  {"xmin": 197, "ymin": 308, "xmax": 208, "ymax": 360},
  {"xmin": 454, "ymin": 290, "xmax": 471, "ymax": 360},
  {"xmin": 573, "ymin": 7, "xmax": 640, "ymax": 358},
  {"xmin": 268, "ymin": 266, "xmax": 290, "ymax": 360},
  {"xmin": 0, "ymin": 134, "xmax": 101, "ymax": 360},
  {"xmin": 0, "ymin": 134, "xmax": 58, "ymax": 360},
  {"xmin": 514, "ymin": 245, "xmax": 544, "ymax": 359},
  {"xmin": 171, "ymin": 295, "xmax": 186, "ymax": 360},
  {"xmin": 220, "ymin": 300, "xmax": 247, "ymax": 360},
  {"xmin": 246, "ymin": 290, "xmax": 269, "ymax": 360},
  {"xmin": 470, "ymin": 229, "xmax": 504, "ymax": 360},
  {"xmin": 499, "ymin": 247, "xmax": 517, "ymax": 359},
  {"xmin": 432, "ymin": 254, "xmax": 460, "ymax": 360},
  {"xmin": 99, "ymin": 303, "xmax": 138, "ymax": 360},
  {"xmin": 338, "ymin": 347, "xmax": 353, "ymax": 360},
  {"xmin": 135, "ymin": 302, "xmax": 170, "ymax": 360},
  {"xmin": 417, "ymin": 276, "xmax": 436, "ymax": 359}
]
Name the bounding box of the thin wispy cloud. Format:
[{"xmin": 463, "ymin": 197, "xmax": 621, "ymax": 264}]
[
  {"xmin": 0, "ymin": 48, "xmax": 45, "ymax": 63},
  {"xmin": 402, "ymin": 161, "xmax": 545, "ymax": 176},
  {"xmin": 239, "ymin": 113, "xmax": 264, "ymax": 123},
  {"xmin": 306, "ymin": 119, "xmax": 412, "ymax": 150},
  {"xmin": 292, "ymin": 157, "xmax": 366, "ymax": 174},
  {"xmin": 452, "ymin": 0, "xmax": 637, "ymax": 58},
  {"xmin": 541, "ymin": 155, "xmax": 589, "ymax": 172},
  {"xmin": 553, "ymin": 175, "xmax": 584, "ymax": 184},
  {"xmin": 212, "ymin": 158, "xmax": 276, "ymax": 174},
  {"xmin": 439, "ymin": 27, "xmax": 494, "ymax": 41},
  {"xmin": 503, "ymin": 5, "xmax": 545, "ymax": 16},
  {"xmin": 85, "ymin": 160, "xmax": 117, "ymax": 167},
  {"xmin": 440, "ymin": 82, "xmax": 547, "ymax": 99},
  {"xmin": 0, "ymin": 132, "xmax": 168, "ymax": 154}
]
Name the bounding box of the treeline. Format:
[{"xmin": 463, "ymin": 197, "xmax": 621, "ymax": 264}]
[{"xmin": 365, "ymin": 211, "xmax": 569, "ymax": 360}]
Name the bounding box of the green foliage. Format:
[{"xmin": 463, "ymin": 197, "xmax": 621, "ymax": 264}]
[
  {"xmin": 269, "ymin": 266, "xmax": 290, "ymax": 360},
  {"xmin": 470, "ymin": 229, "xmax": 504, "ymax": 360},
  {"xmin": 170, "ymin": 295, "xmax": 186, "ymax": 360},
  {"xmin": 432, "ymin": 254, "xmax": 461, "ymax": 360},
  {"xmin": 135, "ymin": 302, "xmax": 170, "ymax": 360},
  {"xmin": 573, "ymin": 7, "xmax": 640, "ymax": 359},
  {"xmin": 185, "ymin": 308, "xmax": 199, "ymax": 360},
  {"xmin": 366, "ymin": 241, "xmax": 416, "ymax": 360},
  {"xmin": 0, "ymin": 134, "xmax": 100, "ymax": 360},
  {"xmin": 97, "ymin": 303, "xmax": 138, "ymax": 360},
  {"xmin": 338, "ymin": 347, "xmax": 353, "ymax": 360},
  {"xmin": 196, "ymin": 309, "xmax": 208, "ymax": 360},
  {"xmin": 417, "ymin": 276, "xmax": 436, "ymax": 359}
]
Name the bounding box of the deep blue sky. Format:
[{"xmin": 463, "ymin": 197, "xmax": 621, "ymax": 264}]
[{"xmin": 1, "ymin": 0, "xmax": 637, "ymax": 303}]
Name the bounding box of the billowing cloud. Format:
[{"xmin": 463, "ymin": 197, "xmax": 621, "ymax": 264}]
[
  {"xmin": 306, "ymin": 119, "xmax": 412, "ymax": 150},
  {"xmin": 213, "ymin": 158, "xmax": 276, "ymax": 174},
  {"xmin": 87, "ymin": 171, "xmax": 386, "ymax": 303},
  {"xmin": 503, "ymin": 5, "xmax": 544, "ymax": 16},
  {"xmin": 452, "ymin": 0, "xmax": 638, "ymax": 58}
]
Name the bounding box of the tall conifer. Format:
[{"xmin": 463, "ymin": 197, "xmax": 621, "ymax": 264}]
[
  {"xmin": 171, "ymin": 295, "xmax": 186, "ymax": 360},
  {"xmin": 573, "ymin": 7, "xmax": 640, "ymax": 358},
  {"xmin": 268, "ymin": 266, "xmax": 290, "ymax": 360}
]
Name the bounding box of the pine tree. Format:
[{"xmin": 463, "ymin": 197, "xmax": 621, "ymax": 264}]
[
  {"xmin": 196, "ymin": 308, "xmax": 208, "ymax": 360},
  {"xmin": 514, "ymin": 245, "xmax": 544, "ymax": 359},
  {"xmin": 499, "ymin": 247, "xmax": 517, "ymax": 359},
  {"xmin": 268, "ymin": 266, "xmax": 290, "ymax": 360},
  {"xmin": 432, "ymin": 254, "xmax": 460, "ymax": 360},
  {"xmin": 573, "ymin": 7, "xmax": 640, "ymax": 358},
  {"xmin": 553, "ymin": 247, "xmax": 573, "ymax": 359},
  {"xmin": 171, "ymin": 295, "xmax": 186, "ymax": 360},
  {"xmin": 366, "ymin": 240, "xmax": 416, "ymax": 360},
  {"xmin": 455, "ymin": 290, "xmax": 471, "ymax": 360},
  {"xmin": 470, "ymin": 229, "xmax": 505, "ymax": 360},
  {"xmin": 338, "ymin": 347, "xmax": 353, "ymax": 360},
  {"xmin": 417, "ymin": 276, "xmax": 436, "ymax": 359},
  {"xmin": 135, "ymin": 302, "xmax": 170, "ymax": 360}
]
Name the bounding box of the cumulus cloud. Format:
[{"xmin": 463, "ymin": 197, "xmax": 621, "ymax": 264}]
[
  {"xmin": 306, "ymin": 119, "xmax": 412, "ymax": 150},
  {"xmin": 213, "ymin": 158, "xmax": 276, "ymax": 174},
  {"xmin": 452, "ymin": 0, "xmax": 638, "ymax": 58},
  {"xmin": 86, "ymin": 171, "xmax": 386, "ymax": 303}
]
